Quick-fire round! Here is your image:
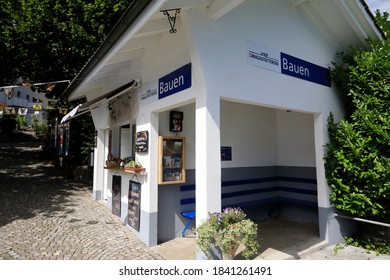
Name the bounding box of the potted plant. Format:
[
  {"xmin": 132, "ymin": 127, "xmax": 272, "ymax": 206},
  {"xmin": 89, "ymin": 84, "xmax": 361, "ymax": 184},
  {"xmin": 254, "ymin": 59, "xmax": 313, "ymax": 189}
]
[
  {"xmin": 195, "ymin": 207, "xmax": 259, "ymax": 260},
  {"xmin": 124, "ymin": 160, "xmax": 145, "ymax": 172}
]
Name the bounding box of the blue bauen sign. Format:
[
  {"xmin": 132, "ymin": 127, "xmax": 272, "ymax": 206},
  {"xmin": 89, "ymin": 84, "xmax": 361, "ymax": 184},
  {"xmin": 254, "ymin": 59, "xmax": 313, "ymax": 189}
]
[
  {"xmin": 247, "ymin": 40, "xmax": 331, "ymax": 87},
  {"xmin": 280, "ymin": 53, "xmax": 331, "ymax": 87},
  {"xmin": 159, "ymin": 63, "xmax": 192, "ymax": 99}
]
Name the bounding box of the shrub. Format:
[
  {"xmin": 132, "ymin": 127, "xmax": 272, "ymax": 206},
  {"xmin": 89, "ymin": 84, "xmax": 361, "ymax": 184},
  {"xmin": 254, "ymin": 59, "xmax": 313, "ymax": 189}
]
[
  {"xmin": 195, "ymin": 207, "xmax": 259, "ymax": 259},
  {"xmin": 31, "ymin": 118, "xmax": 48, "ymax": 136},
  {"xmin": 325, "ymin": 12, "xmax": 390, "ymax": 223}
]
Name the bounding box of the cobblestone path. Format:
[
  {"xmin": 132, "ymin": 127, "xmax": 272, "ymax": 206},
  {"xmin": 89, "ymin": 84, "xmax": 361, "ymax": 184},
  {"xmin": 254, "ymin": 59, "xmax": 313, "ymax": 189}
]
[{"xmin": 0, "ymin": 141, "xmax": 163, "ymax": 260}]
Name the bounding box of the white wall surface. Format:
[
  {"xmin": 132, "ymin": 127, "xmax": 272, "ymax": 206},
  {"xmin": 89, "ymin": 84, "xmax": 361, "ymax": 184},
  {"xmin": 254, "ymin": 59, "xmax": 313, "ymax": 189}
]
[
  {"xmin": 140, "ymin": 21, "xmax": 191, "ymax": 86},
  {"xmin": 185, "ymin": 0, "xmax": 343, "ymax": 118},
  {"xmin": 220, "ymin": 100, "xmax": 315, "ymax": 168},
  {"xmin": 220, "ymin": 100, "xmax": 277, "ymax": 167},
  {"xmin": 276, "ymin": 110, "xmax": 316, "ymax": 167}
]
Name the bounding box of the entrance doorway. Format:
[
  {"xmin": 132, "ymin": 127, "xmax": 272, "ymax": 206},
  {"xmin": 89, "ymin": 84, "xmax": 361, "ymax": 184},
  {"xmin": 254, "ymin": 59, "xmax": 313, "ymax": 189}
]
[{"xmin": 219, "ymin": 100, "xmax": 319, "ymax": 238}]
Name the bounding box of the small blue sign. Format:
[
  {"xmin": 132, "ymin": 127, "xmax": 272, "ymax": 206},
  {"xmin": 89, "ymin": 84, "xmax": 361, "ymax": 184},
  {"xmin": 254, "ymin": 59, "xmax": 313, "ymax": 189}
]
[
  {"xmin": 280, "ymin": 52, "xmax": 331, "ymax": 87},
  {"xmin": 159, "ymin": 63, "xmax": 192, "ymax": 99}
]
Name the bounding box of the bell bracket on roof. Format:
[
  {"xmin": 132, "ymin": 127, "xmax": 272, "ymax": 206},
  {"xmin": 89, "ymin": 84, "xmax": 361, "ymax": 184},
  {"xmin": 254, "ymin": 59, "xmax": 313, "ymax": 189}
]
[{"xmin": 160, "ymin": 8, "xmax": 181, "ymax": 34}]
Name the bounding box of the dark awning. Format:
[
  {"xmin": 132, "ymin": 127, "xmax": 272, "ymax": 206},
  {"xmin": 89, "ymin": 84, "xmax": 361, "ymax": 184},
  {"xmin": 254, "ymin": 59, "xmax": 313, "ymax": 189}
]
[{"xmin": 60, "ymin": 80, "xmax": 137, "ymax": 123}]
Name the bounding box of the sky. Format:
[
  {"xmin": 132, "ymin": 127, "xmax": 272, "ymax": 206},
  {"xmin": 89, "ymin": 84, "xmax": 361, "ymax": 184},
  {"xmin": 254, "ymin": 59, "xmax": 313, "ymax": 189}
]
[{"xmin": 365, "ymin": 0, "xmax": 390, "ymax": 14}]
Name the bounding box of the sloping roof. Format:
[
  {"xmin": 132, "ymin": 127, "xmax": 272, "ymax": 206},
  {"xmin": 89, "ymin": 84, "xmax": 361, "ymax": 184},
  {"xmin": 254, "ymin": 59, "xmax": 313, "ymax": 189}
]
[
  {"xmin": 359, "ymin": 0, "xmax": 387, "ymax": 39},
  {"xmin": 62, "ymin": 0, "xmax": 384, "ymax": 103}
]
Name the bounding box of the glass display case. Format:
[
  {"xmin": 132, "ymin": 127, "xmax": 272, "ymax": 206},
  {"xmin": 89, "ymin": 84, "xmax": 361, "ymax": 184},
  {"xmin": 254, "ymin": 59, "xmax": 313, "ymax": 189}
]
[{"xmin": 158, "ymin": 136, "xmax": 186, "ymax": 184}]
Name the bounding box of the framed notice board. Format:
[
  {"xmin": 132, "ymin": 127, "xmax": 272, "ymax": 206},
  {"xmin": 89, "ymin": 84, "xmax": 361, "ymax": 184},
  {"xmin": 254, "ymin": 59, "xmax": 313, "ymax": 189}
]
[
  {"xmin": 112, "ymin": 175, "xmax": 121, "ymax": 217},
  {"xmin": 135, "ymin": 131, "xmax": 149, "ymax": 152},
  {"xmin": 128, "ymin": 180, "xmax": 141, "ymax": 231}
]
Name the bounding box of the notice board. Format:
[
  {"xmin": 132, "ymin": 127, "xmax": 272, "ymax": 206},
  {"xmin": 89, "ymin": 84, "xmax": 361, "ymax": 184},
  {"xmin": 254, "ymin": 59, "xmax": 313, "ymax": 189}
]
[
  {"xmin": 135, "ymin": 131, "xmax": 149, "ymax": 152},
  {"xmin": 112, "ymin": 175, "xmax": 121, "ymax": 217},
  {"xmin": 128, "ymin": 180, "xmax": 141, "ymax": 231}
]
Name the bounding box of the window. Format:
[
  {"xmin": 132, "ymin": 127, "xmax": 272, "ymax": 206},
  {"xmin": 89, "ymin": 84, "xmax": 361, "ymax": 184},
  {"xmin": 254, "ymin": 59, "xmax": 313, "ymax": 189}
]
[{"xmin": 120, "ymin": 124, "xmax": 131, "ymax": 159}]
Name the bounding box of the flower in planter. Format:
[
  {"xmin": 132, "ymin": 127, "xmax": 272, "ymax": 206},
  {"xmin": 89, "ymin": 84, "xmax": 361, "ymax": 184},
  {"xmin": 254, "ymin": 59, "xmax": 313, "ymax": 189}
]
[{"xmin": 195, "ymin": 207, "xmax": 259, "ymax": 259}]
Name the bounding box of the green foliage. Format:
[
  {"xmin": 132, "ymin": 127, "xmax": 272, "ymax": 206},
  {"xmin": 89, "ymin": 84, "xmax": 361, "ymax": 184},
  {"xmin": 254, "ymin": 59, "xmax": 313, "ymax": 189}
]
[
  {"xmin": 0, "ymin": 0, "xmax": 133, "ymax": 86},
  {"xmin": 344, "ymin": 235, "xmax": 390, "ymax": 256},
  {"xmin": 375, "ymin": 11, "xmax": 390, "ymax": 37},
  {"xmin": 15, "ymin": 115, "xmax": 27, "ymax": 128},
  {"xmin": 1, "ymin": 0, "xmax": 131, "ymax": 166},
  {"xmin": 195, "ymin": 207, "xmax": 259, "ymax": 259},
  {"xmin": 71, "ymin": 114, "xmax": 95, "ymax": 165},
  {"xmin": 31, "ymin": 118, "xmax": 48, "ymax": 136},
  {"xmin": 325, "ymin": 12, "xmax": 390, "ymax": 223}
]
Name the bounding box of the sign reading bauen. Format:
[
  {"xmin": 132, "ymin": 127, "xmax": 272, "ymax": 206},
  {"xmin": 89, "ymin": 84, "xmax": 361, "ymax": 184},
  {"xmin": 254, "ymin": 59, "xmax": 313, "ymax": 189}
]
[
  {"xmin": 247, "ymin": 40, "xmax": 331, "ymax": 87},
  {"xmin": 158, "ymin": 63, "xmax": 192, "ymax": 99}
]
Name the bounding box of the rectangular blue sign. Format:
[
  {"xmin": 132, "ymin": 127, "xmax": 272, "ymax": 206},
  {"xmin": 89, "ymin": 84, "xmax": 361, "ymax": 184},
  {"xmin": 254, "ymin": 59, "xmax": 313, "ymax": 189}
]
[
  {"xmin": 280, "ymin": 52, "xmax": 331, "ymax": 87},
  {"xmin": 159, "ymin": 63, "xmax": 192, "ymax": 99}
]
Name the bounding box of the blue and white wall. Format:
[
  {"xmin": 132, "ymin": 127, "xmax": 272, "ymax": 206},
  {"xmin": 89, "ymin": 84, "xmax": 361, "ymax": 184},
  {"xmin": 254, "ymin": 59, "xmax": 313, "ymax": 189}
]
[
  {"xmin": 95, "ymin": 0, "xmax": 349, "ymax": 246},
  {"xmin": 180, "ymin": 0, "xmax": 344, "ymax": 244},
  {"xmin": 157, "ymin": 101, "xmax": 318, "ymax": 242}
]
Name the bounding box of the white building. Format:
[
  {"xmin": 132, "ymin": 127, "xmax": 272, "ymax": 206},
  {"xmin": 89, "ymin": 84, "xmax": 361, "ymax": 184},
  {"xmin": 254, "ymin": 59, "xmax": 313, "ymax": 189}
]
[
  {"xmin": 0, "ymin": 85, "xmax": 48, "ymax": 125},
  {"xmin": 62, "ymin": 0, "xmax": 383, "ymax": 256}
]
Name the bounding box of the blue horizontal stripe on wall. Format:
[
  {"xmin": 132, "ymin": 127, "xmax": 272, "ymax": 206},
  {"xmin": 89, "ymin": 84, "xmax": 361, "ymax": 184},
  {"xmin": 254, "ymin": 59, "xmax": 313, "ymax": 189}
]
[
  {"xmin": 180, "ymin": 176, "xmax": 317, "ymax": 192},
  {"xmin": 278, "ymin": 176, "xmax": 317, "ymax": 184},
  {"xmin": 222, "ymin": 187, "xmax": 276, "ymax": 199},
  {"xmin": 182, "ymin": 197, "xmax": 318, "ymax": 209},
  {"xmin": 180, "ymin": 197, "xmax": 196, "ymax": 205},
  {"xmin": 180, "ymin": 186, "xmax": 317, "ymax": 205},
  {"xmin": 180, "ymin": 184, "xmax": 196, "ymax": 192},
  {"xmin": 221, "ymin": 177, "xmax": 279, "ymax": 187},
  {"xmin": 277, "ymin": 186, "xmax": 317, "ymax": 195}
]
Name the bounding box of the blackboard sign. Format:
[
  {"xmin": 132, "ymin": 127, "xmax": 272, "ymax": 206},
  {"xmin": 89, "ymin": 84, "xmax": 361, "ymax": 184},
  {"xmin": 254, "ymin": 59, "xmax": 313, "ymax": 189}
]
[
  {"xmin": 128, "ymin": 180, "xmax": 141, "ymax": 231},
  {"xmin": 135, "ymin": 131, "xmax": 149, "ymax": 152},
  {"xmin": 112, "ymin": 175, "xmax": 121, "ymax": 217}
]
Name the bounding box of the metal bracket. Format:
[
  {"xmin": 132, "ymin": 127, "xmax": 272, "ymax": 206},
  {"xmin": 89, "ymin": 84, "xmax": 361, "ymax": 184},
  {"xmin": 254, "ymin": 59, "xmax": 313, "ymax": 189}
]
[{"xmin": 160, "ymin": 8, "xmax": 181, "ymax": 33}]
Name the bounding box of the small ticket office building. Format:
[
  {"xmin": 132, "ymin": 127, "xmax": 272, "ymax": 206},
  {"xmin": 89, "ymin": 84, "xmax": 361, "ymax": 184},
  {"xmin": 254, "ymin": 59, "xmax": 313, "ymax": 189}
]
[{"xmin": 63, "ymin": 0, "xmax": 382, "ymax": 254}]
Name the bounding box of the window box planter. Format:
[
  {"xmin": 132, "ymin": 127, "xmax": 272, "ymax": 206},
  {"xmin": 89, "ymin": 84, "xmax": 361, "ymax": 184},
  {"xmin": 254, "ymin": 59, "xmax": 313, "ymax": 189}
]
[{"xmin": 124, "ymin": 167, "xmax": 146, "ymax": 173}]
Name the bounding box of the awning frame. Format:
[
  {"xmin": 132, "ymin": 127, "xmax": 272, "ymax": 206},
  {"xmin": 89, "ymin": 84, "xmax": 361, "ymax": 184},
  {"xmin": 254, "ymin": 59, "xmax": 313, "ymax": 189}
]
[{"xmin": 60, "ymin": 80, "xmax": 138, "ymax": 123}]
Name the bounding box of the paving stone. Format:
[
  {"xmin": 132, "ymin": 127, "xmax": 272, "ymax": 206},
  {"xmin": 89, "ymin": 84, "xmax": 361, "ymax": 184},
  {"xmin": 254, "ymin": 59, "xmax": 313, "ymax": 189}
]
[{"xmin": 0, "ymin": 141, "xmax": 163, "ymax": 260}]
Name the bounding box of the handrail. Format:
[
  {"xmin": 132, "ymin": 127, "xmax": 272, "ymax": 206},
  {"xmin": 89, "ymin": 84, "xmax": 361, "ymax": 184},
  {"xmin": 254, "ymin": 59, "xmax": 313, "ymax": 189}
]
[{"xmin": 334, "ymin": 213, "xmax": 390, "ymax": 228}]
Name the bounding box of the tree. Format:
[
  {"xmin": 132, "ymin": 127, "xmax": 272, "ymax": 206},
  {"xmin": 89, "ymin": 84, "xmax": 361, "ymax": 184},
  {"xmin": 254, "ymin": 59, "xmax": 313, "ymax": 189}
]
[
  {"xmin": 1, "ymin": 0, "xmax": 132, "ymax": 165},
  {"xmin": 1, "ymin": 0, "xmax": 132, "ymax": 87},
  {"xmin": 325, "ymin": 11, "xmax": 390, "ymax": 223}
]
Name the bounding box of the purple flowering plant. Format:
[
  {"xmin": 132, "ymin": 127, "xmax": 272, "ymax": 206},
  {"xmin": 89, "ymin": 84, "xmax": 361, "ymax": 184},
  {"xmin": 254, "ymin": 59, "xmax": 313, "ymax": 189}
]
[{"xmin": 196, "ymin": 207, "xmax": 259, "ymax": 259}]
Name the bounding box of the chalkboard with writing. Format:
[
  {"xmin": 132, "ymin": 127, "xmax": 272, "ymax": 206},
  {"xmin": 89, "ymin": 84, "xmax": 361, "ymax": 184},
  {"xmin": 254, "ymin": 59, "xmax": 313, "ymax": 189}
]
[
  {"xmin": 128, "ymin": 180, "xmax": 141, "ymax": 231},
  {"xmin": 112, "ymin": 175, "xmax": 121, "ymax": 217}
]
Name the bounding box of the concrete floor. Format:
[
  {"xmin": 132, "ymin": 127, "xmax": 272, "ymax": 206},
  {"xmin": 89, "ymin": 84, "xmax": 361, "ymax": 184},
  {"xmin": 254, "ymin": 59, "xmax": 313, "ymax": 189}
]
[{"xmin": 152, "ymin": 217, "xmax": 326, "ymax": 260}]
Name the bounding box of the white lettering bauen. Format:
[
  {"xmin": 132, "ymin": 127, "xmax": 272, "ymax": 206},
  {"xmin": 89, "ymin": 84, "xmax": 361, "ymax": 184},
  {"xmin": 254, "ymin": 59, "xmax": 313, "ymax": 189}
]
[
  {"xmin": 282, "ymin": 58, "xmax": 309, "ymax": 77},
  {"xmin": 159, "ymin": 75, "xmax": 184, "ymax": 94}
]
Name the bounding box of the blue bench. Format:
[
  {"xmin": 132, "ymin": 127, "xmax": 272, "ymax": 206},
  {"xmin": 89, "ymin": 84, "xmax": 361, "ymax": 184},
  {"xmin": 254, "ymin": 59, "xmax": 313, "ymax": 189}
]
[{"xmin": 181, "ymin": 210, "xmax": 196, "ymax": 236}]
